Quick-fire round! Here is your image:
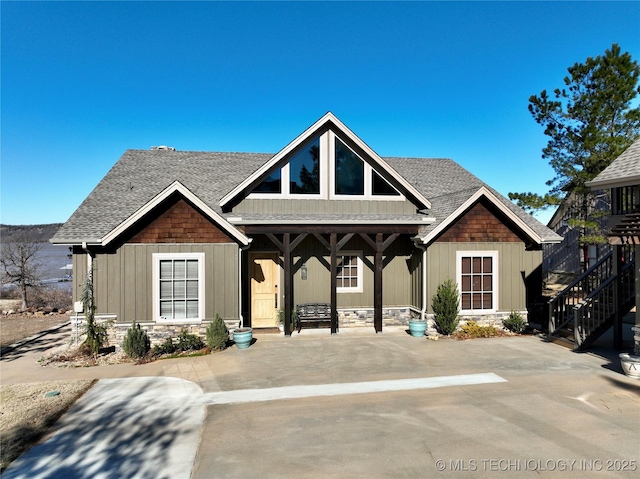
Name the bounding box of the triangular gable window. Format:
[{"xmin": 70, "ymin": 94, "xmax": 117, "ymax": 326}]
[
  {"xmin": 372, "ymin": 170, "xmax": 400, "ymax": 196},
  {"xmin": 253, "ymin": 169, "xmax": 281, "ymax": 193},
  {"xmin": 250, "ymin": 130, "xmax": 401, "ymax": 200}
]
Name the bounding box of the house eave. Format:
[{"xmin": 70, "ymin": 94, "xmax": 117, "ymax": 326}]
[{"xmin": 586, "ymin": 174, "xmax": 640, "ymax": 190}]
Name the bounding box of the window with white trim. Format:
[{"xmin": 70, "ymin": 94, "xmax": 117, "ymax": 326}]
[
  {"xmin": 336, "ymin": 252, "xmax": 363, "ymax": 293},
  {"xmin": 153, "ymin": 253, "xmax": 205, "ymax": 322},
  {"xmin": 249, "ymin": 131, "xmax": 401, "ymax": 200},
  {"xmin": 456, "ymin": 251, "xmax": 498, "ymax": 313}
]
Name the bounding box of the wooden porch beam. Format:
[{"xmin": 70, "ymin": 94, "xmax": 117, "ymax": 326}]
[{"xmin": 313, "ymin": 233, "xmax": 330, "ymax": 251}]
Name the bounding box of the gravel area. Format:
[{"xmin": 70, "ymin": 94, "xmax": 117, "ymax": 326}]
[{"xmin": 0, "ymin": 379, "xmax": 95, "ymax": 472}]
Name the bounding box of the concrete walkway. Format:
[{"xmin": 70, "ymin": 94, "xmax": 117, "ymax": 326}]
[{"xmin": 1, "ymin": 324, "xmax": 639, "ymax": 478}]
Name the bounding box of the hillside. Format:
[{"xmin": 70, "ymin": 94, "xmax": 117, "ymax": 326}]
[{"xmin": 0, "ymin": 224, "xmax": 63, "ymax": 243}]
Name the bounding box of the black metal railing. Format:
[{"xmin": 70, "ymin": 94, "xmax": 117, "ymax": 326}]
[
  {"xmin": 548, "ymin": 244, "xmax": 635, "ymax": 349},
  {"xmin": 573, "ymin": 260, "xmax": 635, "ymax": 348}
]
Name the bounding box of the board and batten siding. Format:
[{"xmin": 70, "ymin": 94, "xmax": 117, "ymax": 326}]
[
  {"xmin": 233, "ymin": 198, "xmax": 417, "ymax": 215},
  {"xmin": 289, "ymin": 235, "xmax": 417, "ymax": 308},
  {"xmin": 426, "ymin": 242, "xmax": 542, "ymax": 314},
  {"xmin": 74, "ymin": 243, "xmax": 240, "ymax": 323}
]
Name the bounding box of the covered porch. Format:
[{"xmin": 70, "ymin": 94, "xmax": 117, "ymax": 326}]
[{"xmin": 242, "ymin": 224, "xmax": 423, "ymax": 335}]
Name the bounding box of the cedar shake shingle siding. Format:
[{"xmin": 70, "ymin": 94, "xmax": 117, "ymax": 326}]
[
  {"xmin": 128, "ymin": 198, "xmax": 235, "ymax": 244},
  {"xmin": 436, "ymin": 201, "xmax": 523, "ymax": 243}
]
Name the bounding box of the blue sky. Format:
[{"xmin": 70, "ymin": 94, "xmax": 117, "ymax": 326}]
[{"xmin": 2, "ymin": 1, "xmax": 639, "ymax": 226}]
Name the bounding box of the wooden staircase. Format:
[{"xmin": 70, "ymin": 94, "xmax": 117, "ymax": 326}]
[{"xmin": 548, "ymin": 245, "xmax": 635, "ymax": 351}]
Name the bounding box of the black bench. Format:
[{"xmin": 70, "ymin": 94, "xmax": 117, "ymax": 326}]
[{"xmin": 295, "ymin": 303, "xmax": 332, "ymax": 332}]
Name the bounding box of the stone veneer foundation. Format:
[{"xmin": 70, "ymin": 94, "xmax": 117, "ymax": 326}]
[{"xmin": 73, "ymin": 308, "xmax": 528, "ymax": 350}]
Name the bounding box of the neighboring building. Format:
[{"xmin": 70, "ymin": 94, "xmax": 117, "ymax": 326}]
[
  {"xmin": 544, "ymin": 190, "xmax": 611, "ymax": 282},
  {"xmin": 586, "ymin": 138, "xmax": 640, "ymax": 350},
  {"xmin": 51, "ymin": 113, "xmax": 562, "ymax": 344}
]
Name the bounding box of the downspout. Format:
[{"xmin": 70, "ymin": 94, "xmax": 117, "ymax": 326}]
[
  {"xmin": 238, "ymin": 248, "xmax": 244, "ymax": 329},
  {"xmin": 82, "ymin": 242, "xmax": 93, "ymax": 276},
  {"xmin": 420, "ymin": 246, "xmax": 427, "ymax": 321},
  {"xmin": 413, "ymin": 239, "xmax": 428, "ymax": 321}
]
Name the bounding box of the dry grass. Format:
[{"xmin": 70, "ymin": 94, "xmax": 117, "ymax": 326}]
[
  {"xmin": 0, "ymin": 379, "xmax": 96, "ymax": 472},
  {"xmin": 0, "ymin": 314, "xmax": 69, "ymax": 349}
]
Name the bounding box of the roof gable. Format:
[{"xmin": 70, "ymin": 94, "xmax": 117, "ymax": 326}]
[
  {"xmin": 102, "ymin": 181, "xmax": 250, "ymax": 247},
  {"xmin": 418, "ymin": 186, "xmax": 561, "ymax": 246},
  {"xmin": 219, "ymin": 112, "xmax": 431, "ymax": 210}
]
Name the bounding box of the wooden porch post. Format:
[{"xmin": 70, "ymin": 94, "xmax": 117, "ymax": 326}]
[
  {"xmin": 374, "ymin": 233, "xmax": 383, "ymax": 333},
  {"xmin": 330, "ymin": 233, "xmax": 338, "ymax": 334},
  {"xmin": 284, "ymin": 233, "xmax": 292, "ymax": 336}
]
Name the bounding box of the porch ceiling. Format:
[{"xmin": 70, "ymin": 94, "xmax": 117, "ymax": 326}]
[{"xmin": 243, "ymin": 224, "xmax": 421, "ymax": 235}]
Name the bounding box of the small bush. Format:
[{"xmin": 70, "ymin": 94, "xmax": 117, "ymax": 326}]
[
  {"xmin": 206, "ymin": 313, "xmax": 228, "ymax": 351},
  {"xmin": 503, "ymin": 311, "xmax": 527, "ymax": 333},
  {"xmin": 122, "ymin": 321, "xmax": 151, "ymax": 358},
  {"xmin": 152, "ymin": 330, "xmax": 205, "ymax": 357},
  {"xmin": 153, "ymin": 337, "xmax": 176, "ymax": 356},
  {"xmin": 431, "ymin": 279, "xmax": 460, "ymax": 335},
  {"xmin": 176, "ymin": 330, "xmax": 204, "ymax": 351},
  {"xmin": 453, "ymin": 320, "xmax": 503, "ymax": 339}
]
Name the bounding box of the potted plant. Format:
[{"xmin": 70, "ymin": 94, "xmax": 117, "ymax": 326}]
[
  {"xmin": 619, "ymin": 352, "xmax": 640, "ymax": 379},
  {"xmin": 277, "ymin": 309, "xmax": 285, "ymax": 332},
  {"xmin": 408, "ymin": 317, "xmax": 427, "ymax": 337},
  {"xmin": 277, "ymin": 308, "xmax": 298, "ymax": 333},
  {"xmin": 232, "ymin": 327, "xmax": 253, "ymax": 349}
]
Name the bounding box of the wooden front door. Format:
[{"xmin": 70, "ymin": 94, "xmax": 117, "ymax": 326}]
[{"xmin": 250, "ymin": 253, "xmax": 280, "ymax": 328}]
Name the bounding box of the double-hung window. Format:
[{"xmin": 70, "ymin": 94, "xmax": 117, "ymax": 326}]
[
  {"xmin": 153, "ymin": 253, "xmax": 205, "ymax": 322},
  {"xmin": 336, "ymin": 252, "xmax": 363, "ymax": 293},
  {"xmin": 456, "ymin": 251, "xmax": 498, "ymax": 313}
]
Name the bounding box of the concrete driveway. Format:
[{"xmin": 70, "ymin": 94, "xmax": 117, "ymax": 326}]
[{"xmin": 1, "ymin": 325, "xmax": 639, "ymax": 478}]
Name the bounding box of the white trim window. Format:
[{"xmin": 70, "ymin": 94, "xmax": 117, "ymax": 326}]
[
  {"xmin": 336, "ymin": 252, "xmax": 363, "ymax": 293},
  {"xmin": 456, "ymin": 251, "xmax": 498, "ymax": 314},
  {"xmin": 248, "ymin": 131, "xmax": 402, "ymax": 201},
  {"xmin": 153, "ymin": 253, "xmax": 205, "ymax": 322}
]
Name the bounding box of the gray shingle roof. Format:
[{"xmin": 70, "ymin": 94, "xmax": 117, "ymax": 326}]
[
  {"xmin": 587, "ymin": 138, "xmax": 640, "ymax": 188},
  {"xmin": 52, "ymin": 150, "xmax": 271, "ymax": 243},
  {"xmin": 52, "ymin": 149, "xmax": 561, "ymax": 245},
  {"xmin": 385, "ymin": 157, "xmax": 561, "ymax": 244}
]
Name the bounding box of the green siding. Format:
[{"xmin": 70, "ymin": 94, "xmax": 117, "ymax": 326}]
[
  {"xmin": 234, "ymin": 198, "xmax": 417, "ymax": 215},
  {"xmin": 81, "ymin": 243, "xmax": 240, "ymax": 322},
  {"xmin": 426, "ymin": 242, "xmax": 542, "ymax": 313}
]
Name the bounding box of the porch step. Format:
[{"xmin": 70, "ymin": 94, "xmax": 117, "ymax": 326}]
[
  {"xmin": 548, "ymin": 327, "xmax": 575, "ymax": 349},
  {"xmin": 547, "ymin": 335, "xmax": 575, "ymax": 349}
]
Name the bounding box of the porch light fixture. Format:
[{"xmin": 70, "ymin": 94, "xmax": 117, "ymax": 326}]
[{"xmin": 301, "ymin": 263, "xmax": 308, "ymax": 280}]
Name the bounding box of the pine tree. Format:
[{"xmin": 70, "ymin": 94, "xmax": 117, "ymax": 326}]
[{"xmin": 509, "ymin": 44, "xmax": 640, "ymax": 268}]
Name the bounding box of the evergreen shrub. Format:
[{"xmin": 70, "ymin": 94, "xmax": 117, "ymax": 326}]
[
  {"xmin": 206, "ymin": 313, "xmax": 229, "ymax": 351},
  {"xmin": 122, "ymin": 321, "xmax": 151, "ymax": 358},
  {"xmin": 431, "ymin": 279, "xmax": 460, "ymax": 335},
  {"xmin": 503, "ymin": 311, "xmax": 527, "ymax": 333}
]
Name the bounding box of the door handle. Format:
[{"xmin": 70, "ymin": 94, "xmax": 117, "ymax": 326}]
[{"xmin": 275, "ymin": 293, "xmax": 277, "ymax": 308}]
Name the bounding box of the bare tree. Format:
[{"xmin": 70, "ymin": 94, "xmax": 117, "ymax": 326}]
[{"xmin": 1, "ymin": 233, "xmax": 43, "ymax": 310}]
